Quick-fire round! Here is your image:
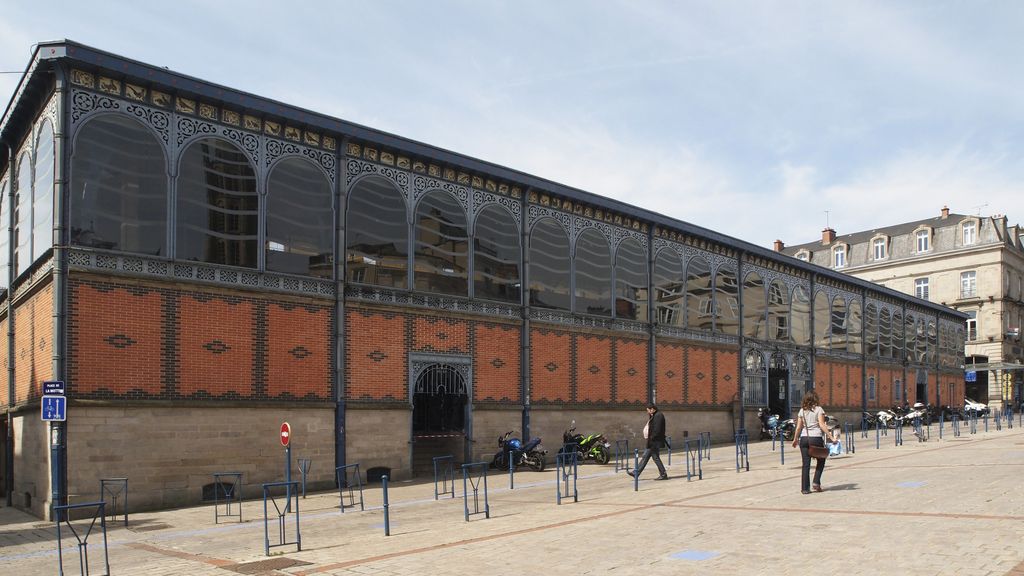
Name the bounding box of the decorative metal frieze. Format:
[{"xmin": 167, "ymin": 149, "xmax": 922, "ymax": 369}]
[
  {"xmin": 572, "ymin": 216, "xmax": 614, "ymax": 249},
  {"xmin": 67, "ymin": 248, "xmax": 335, "ymax": 298},
  {"xmin": 345, "ymin": 285, "xmax": 520, "ymax": 318},
  {"xmin": 124, "ymin": 102, "xmax": 171, "ymax": 145},
  {"xmin": 742, "ymin": 262, "xmax": 782, "ymax": 288},
  {"xmin": 610, "ymin": 223, "xmax": 648, "ymax": 252},
  {"xmin": 71, "ymin": 90, "xmax": 121, "ymax": 126},
  {"xmin": 11, "ymin": 258, "xmax": 54, "ymax": 303},
  {"xmin": 528, "ymin": 204, "xmax": 572, "ymax": 235},
  {"xmin": 42, "ymin": 92, "xmax": 59, "ymax": 131},
  {"xmin": 681, "ymin": 244, "xmax": 734, "ymax": 275},
  {"xmin": 815, "ymin": 284, "xmax": 859, "ymax": 306},
  {"xmin": 654, "ymin": 324, "xmax": 740, "ymax": 345},
  {"xmin": 409, "ymin": 352, "xmax": 472, "ymax": 398},
  {"xmin": 346, "ymin": 158, "xmax": 410, "ymax": 199},
  {"xmin": 412, "ymin": 175, "xmax": 469, "ymax": 213},
  {"xmin": 265, "ymin": 135, "xmax": 336, "ymax": 186},
  {"xmin": 472, "ymin": 189, "xmax": 521, "ymax": 228}
]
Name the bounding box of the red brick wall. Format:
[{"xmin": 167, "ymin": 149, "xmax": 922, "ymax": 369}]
[
  {"xmin": 14, "ymin": 284, "xmax": 53, "ymax": 402},
  {"xmin": 687, "ymin": 347, "xmax": 714, "ymax": 405},
  {"xmin": 615, "ymin": 338, "xmax": 647, "ymax": 404},
  {"xmin": 413, "ymin": 316, "xmax": 468, "ymax": 354},
  {"xmin": 473, "ymin": 323, "xmax": 520, "ymax": 402},
  {"xmin": 716, "ymin": 349, "xmax": 738, "ymax": 405},
  {"xmin": 576, "ymin": 334, "xmax": 611, "ymax": 403},
  {"xmin": 267, "ymin": 303, "xmax": 331, "ymax": 399},
  {"xmin": 346, "ymin": 308, "xmax": 406, "ymax": 401},
  {"xmin": 178, "ymin": 295, "xmax": 254, "ymax": 398},
  {"xmin": 0, "ymin": 318, "xmax": 7, "ymax": 407},
  {"xmin": 815, "ymin": 359, "xmax": 832, "ymax": 406},
  {"xmin": 530, "ymin": 328, "xmax": 571, "ymax": 402},
  {"xmin": 655, "ymin": 342, "xmax": 684, "ymax": 405}
]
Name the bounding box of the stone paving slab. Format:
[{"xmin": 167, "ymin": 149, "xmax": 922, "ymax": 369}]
[{"xmin": 2, "ymin": 423, "xmax": 1023, "ymax": 575}]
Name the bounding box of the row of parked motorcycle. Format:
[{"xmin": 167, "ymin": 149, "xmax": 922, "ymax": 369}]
[{"xmin": 488, "ymin": 421, "xmax": 612, "ymax": 472}]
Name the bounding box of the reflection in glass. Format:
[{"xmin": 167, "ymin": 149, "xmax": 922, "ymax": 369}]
[
  {"xmin": 653, "ymin": 249, "xmax": 683, "ymax": 326},
  {"xmin": 529, "ymin": 218, "xmax": 570, "ymax": 311},
  {"xmin": 768, "ymin": 280, "xmax": 789, "ymax": 341},
  {"xmin": 414, "ymin": 190, "xmax": 468, "ymax": 296},
  {"xmin": 266, "ymin": 158, "xmax": 333, "ymax": 278},
  {"xmin": 847, "ymin": 300, "xmax": 862, "ymax": 354},
  {"xmin": 473, "ymin": 204, "xmax": 520, "ymax": 303},
  {"xmin": 32, "ymin": 121, "xmax": 54, "ymax": 261},
  {"xmin": 879, "ymin": 309, "xmax": 892, "ymax": 358},
  {"xmin": 927, "ymin": 321, "xmax": 937, "ymax": 365},
  {"xmin": 791, "ymin": 285, "xmax": 810, "ymax": 346},
  {"xmin": 70, "ymin": 115, "xmax": 168, "ymax": 256},
  {"xmin": 574, "ymin": 228, "xmax": 611, "ymax": 316},
  {"xmin": 715, "ymin": 264, "xmax": 739, "ymax": 335},
  {"xmin": 15, "ymin": 154, "xmax": 31, "ymax": 275},
  {"xmin": 813, "ymin": 291, "xmax": 830, "ymax": 349},
  {"xmin": 742, "ymin": 272, "xmax": 765, "ymax": 339},
  {"xmin": 0, "ymin": 174, "xmax": 8, "ymax": 290},
  {"xmin": 865, "ymin": 303, "xmax": 878, "ymax": 356},
  {"xmin": 831, "ymin": 297, "xmax": 847, "ymax": 352},
  {"xmin": 892, "ymin": 311, "xmax": 904, "ymax": 361},
  {"xmin": 685, "ymin": 256, "xmax": 712, "ymax": 330},
  {"xmin": 615, "ymin": 238, "xmax": 647, "ymax": 321},
  {"xmin": 177, "ymin": 138, "xmax": 257, "ymax": 267},
  {"xmin": 346, "ymin": 176, "xmax": 408, "ymax": 288}
]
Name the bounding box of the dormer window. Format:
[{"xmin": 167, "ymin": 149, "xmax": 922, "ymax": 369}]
[
  {"xmin": 872, "ymin": 237, "xmax": 887, "ymax": 260},
  {"xmin": 795, "ymin": 250, "xmax": 810, "ymax": 262},
  {"xmin": 833, "ymin": 245, "xmax": 846, "ymax": 268},
  {"xmin": 962, "ymin": 219, "xmax": 977, "ymax": 246},
  {"xmin": 916, "ymin": 229, "xmax": 931, "ymax": 253}
]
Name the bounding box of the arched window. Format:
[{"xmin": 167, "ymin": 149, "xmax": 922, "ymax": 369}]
[
  {"xmin": 177, "ymin": 138, "xmax": 257, "ymax": 267},
  {"xmin": 685, "ymin": 255, "xmax": 712, "ymax": 331},
  {"xmin": 865, "ymin": 303, "xmax": 879, "ymax": 356},
  {"xmin": 715, "ymin": 263, "xmax": 739, "ymax": 335},
  {"xmin": 265, "ymin": 158, "xmax": 333, "ymax": 278},
  {"xmin": 653, "ymin": 249, "xmax": 683, "ymax": 326},
  {"xmin": 831, "ymin": 297, "xmax": 847, "ymax": 351},
  {"xmin": 473, "ymin": 204, "xmax": 520, "ymax": 303},
  {"xmin": 791, "ymin": 285, "xmax": 810, "ymax": 346},
  {"xmin": 529, "ymin": 218, "xmax": 570, "ymax": 311},
  {"xmin": 32, "ymin": 121, "xmax": 54, "ymax": 262},
  {"xmin": 768, "ymin": 280, "xmax": 789, "ymax": 342},
  {"xmin": 346, "ymin": 176, "xmax": 407, "ymax": 288},
  {"xmin": 892, "ymin": 311, "xmax": 904, "ymax": 361},
  {"xmin": 14, "ymin": 153, "xmax": 31, "ymax": 275},
  {"xmin": 879, "ymin": 308, "xmax": 892, "ymax": 358},
  {"xmin": 414, "ymin": 190, "xmax": 468, "ymax": 296},
  {"xmin": 743, "ymin": 349, "xmax": 767, "ymax": 406},
  {"xmin": 813, "ymin": 291, "xmax": 830, "ymax": 349},
  {"xmin": 70, "ymin": 114, "xmax": 168, "ymax": 256},
  {"xmin": 742, "ymin": 271, "xmax": 766, "ymax": 339},
  {"xmin": 574, "ymin": 228, "xmax": 611, "ymax": 316},
  {"xmin": 0, "ymin": 172, "xmax": 8, "ymax": 290},
  {"xmin": 847, "ymin": 299, "xmax": 862, "ymax": 354},
  {"xmin": 614, "ymin": 238, "xmax": 647, "ymax": 321}
]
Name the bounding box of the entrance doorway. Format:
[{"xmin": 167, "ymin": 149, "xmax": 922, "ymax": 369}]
[
  {"xmin": 915, "ymin": 369, "xmax": 928, "ymax": 405},
  {"xmin": 768, "ymin": 353, "xmax": 790, "ymax": 418},
  {"xmin": 411, "ymin": 363, "xmax": 468, "ymax": 474}
]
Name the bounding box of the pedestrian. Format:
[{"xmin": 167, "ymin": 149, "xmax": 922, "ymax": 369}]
[
  {"xmin": 628, "ymin": 404, "xmax": 669, "ymax": 480},
  {"xmin": 791, "ymin": 391, "xmax": 829, "ymax": 494}
]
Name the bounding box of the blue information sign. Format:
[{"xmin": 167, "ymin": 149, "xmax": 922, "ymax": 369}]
[
  {"xmin": 965, "ymin": 371, "xmax": 977, "ymax": 383},
  {"xmin": 43, "ymin": 380, "xmax": 65, "ymax": 395},
  {"xmin": 41, "ymin": 395, "xmax": 66, "ymax": 422}
]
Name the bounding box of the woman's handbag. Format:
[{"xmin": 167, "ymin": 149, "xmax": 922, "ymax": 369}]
[{"xmin": 807, "ymin": 443, "xmax": 829, "ymax": 459}]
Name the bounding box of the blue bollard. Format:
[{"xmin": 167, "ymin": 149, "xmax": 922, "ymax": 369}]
[
  {"xmin": 508, "ymin": 449, "xmax": 514, "ymax": 489},
  {"xmin": 633, "ymin": 449, "xmax": 639, "ymax": 491},
  {"xmin": 382, "ymin": 475, "xmax": 390, "ymax": 537}
]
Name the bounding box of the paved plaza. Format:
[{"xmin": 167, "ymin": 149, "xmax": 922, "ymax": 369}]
[{"xmin": 3, "ymin": 421, "xmax": 1024, "ymax": 576}]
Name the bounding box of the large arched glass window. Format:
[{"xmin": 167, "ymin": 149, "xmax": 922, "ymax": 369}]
[
  {"xmin": 768, "ymin": 280, "xmax": 789, "ymax": 342},
  {"xmin": 14, "ymin": 153, "xmax": 31, "ymax": 276},
  {"xmin": 70, "ymin": 114, "xmax": 168, "ymax": 256},
  {"xmin": 742, "ymin": 271, "xmax": 766, "ymax": 339},
  {"xmin": 177, "ymin": 138, "xmax": 257, "ymax": 267},
  {"xmin": 574, "ymin": 228, "xmax": 611, "ymax": 316},
  {"xmin": 813, "ymin": 291, "xmax": 830, "ymax": 349},
  {"xmin": 791, "ymin": 285, "xmax": 810, "ymax": 346},
  {"xmin": 715, "ymin": 263, "xmax": 739, "ymax": 335},
  {"xmin": 265, "ymin": 158, "xmax": 333, "ymax": 277},
  {"xmin": 473, "ymin": 204, "xmax": 520, "ymax": 303},
  {"xmin": 346, "ymin": 176, "xmax": 407, "ymax": 288},
  {"xmin": 0, "ymin": 172, "xmax": 8, "ymax": 290},
  {"xmin": 904, "ymin": 313, "xmax": 916, "ymax": 363},
  {"xmin": 529, "ymin": 218, "xmax": 570, "ymax": 311},
  {"xmin": 653, "ymin": 249, "xmax": 683, "ymax": 326},
  {"xmin": 831, "ymin": 297, "xmax": 847, "ymax": 351},
  {"xmin": 865, "ymin": 303, "xmax": 879, "ymax": 356},
  {"xmin": 847, "ymin": 299, "xmax": 862, "ymax": 354},
  {"xmin": 685, "ymin": 256, "xmax": 712, "ymax": 331},
  {"xmin": 614, "ymin": 238, "xmax": 647, "ymax": 321},
  {"xmin": 892, "ymin": 311, "xmax": 904, "ymax": 361},
  {"xmin": 32, "ymin": 121, "xmax": 54, "ymax": 262},
  {"xmin": 414, "ymin": 190, "xmax": 468, "ymax": 296},
  {"xmin": 879, "ymin": 308, "xmax": 892, "ymax": 358}
]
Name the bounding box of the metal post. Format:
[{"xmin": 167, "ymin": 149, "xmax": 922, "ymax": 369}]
[
  {"xmin": 633, "ymin": 449, "xmax": 639, "ymax": 491},
  {"xmin": 382, "ymin": 475, "xmax": 390, "ymax": 536},
  {"xmin": 508, "ymin": 449, "xmax": 514, "ymax": 489},
  {"xmin": 285, "ymin": 444, "xmax": 292, "ymax": 512}
]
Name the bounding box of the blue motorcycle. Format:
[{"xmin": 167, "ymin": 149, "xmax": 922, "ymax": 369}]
[{"xmin": 490, "ymin": 430, "xmax": 547, "ymax": 471}]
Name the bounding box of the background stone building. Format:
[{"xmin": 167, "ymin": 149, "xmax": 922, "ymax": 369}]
[{"xmin": 778, "ymin": 206, "xmax": 1024, "ymax": 409}]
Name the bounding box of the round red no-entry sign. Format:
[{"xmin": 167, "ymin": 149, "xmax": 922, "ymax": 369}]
[{"xmin": 280, "ymin": 422, "xmax": 291, "ymax": 447}]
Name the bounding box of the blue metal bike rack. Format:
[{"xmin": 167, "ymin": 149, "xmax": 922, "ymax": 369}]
[
  {"xmin": 54, "ymin": 501, "xmax": 109, "ymax": 576},
  {"xmin": 699, "ymin": 431, "xmax": 711, "ymax": 461},
  {"xmin": 433, "ymin": 455, "xmax": 456, "ymax": 500},
  {"xmin": 99, "ymin": 477, "xmax": 128, "ymax": 527},
  {"xmin": 262, "ymin": 481, "xmax": 300, "ymax": 556},
  {"xmin": 735, "ymin": 431, "xmax": 749, "ymax": 472},
  {"xmin": 336, "ymin": 463, "xmax": 364, "ymax": 513},
  {"xmin": 683, "ymin": 438, "xmax": 701, "ymax": 480},
  {"xmin": 894, "ymin": 423, "xmax": 903, "ymax": 446},
  {"xmin": 212, "ymin": 472, "xmax": 243, "ymax": 524},
  {"xmin": 875, "ymin": 420, "xmax": 881, "ymax": 449},
  {"xmin": 632, "ymin": 449, "xmax": 639, "ymax": 491},
  {"xmin": 461, "ymin": 462, "xmax": 490, "ymax": 521},
  {"xmin": 843, "ymin": 423, "xmax": 856, "ymax": 454},
  {"xmin": 615, "ymin": 439, "xmax": 630, "ymax": 473},
  {"xmin": 556, "ymin": 451, "xmax": 578, "ymax": 504},
  {"xmin": 665, "ymin": 436, "xmax": 672, "ymax": 466}
]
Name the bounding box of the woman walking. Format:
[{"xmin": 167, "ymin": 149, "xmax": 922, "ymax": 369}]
[{"xmin": 791, "ymin": 391, "xmax": 829, "ymax": 494}]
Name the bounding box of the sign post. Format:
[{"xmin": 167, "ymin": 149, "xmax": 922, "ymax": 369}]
[
  {"xmin": 42, "ymin": 381, "xmax": 67, "ymax": 520},
  {"xmin": 281, "ymin": 422, "xmax": 292, "ymax": 511}
]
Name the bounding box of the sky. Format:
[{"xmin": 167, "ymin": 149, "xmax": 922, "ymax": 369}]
[{"xmin": 2, "ymin": 0, "xmax": 1022, "ymax": 249}]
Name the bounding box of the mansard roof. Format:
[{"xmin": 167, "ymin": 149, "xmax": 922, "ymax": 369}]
[{"xmin": 782, "ymin": 212, "xmax": 972, "ymax": 256}]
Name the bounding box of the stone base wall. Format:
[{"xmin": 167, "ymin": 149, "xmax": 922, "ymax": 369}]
[{"xmin": 12, "ymin": 413, "xmax": 51, "ymax": 518}]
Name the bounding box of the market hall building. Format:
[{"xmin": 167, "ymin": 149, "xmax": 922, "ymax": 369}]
[{"xmin": 0, "ymin": 41, "xmax": 965, "ymax": 518}]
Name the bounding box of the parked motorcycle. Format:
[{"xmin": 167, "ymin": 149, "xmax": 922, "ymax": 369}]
[
  {"xmin": 490, "ymin": 431, "xmax": 547, "ymax": 472},
  {"xmin": 861, "ymin": 410, "xmax": 879, "ymax": 428},
  {"xmin": 560, "ymin": 421, "xmax": 611, "ymax": 464},
  {"xmin": 876, "ymin": 409, "xmax": 899, "ymax": 428},
  {"xmin": 758, "ymin": 408, "xmax": 794, "ymax": 441}
]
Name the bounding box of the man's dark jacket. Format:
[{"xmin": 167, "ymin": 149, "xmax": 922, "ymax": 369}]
[{"xmin": 647, "ymin": 410, "xmax": 666, "ymax": 449}]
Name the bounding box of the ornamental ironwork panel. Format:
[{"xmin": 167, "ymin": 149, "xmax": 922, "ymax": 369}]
[
  {"xmin": 472, "ymin": 189, "xmax": 521, "ymax": 228},
  {"xmin": 266, "ymin": 136, "xmax": 336, "ymax": 186},
  {"xmin": 345, "ymin": 285, "xmax": 519, "ymax": 318},
  {"xmin": 346, "ymin": 158, "xmax": 410, "ymax": 200}
]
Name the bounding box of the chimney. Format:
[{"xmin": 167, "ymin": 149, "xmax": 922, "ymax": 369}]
[
  {"xmin": 941, "ymin": 205, "xmax": 949, "ymax": 219},
  {"xmin": 821, "ymin": 228, "xmax": 836, "ymax": 245},
  {"xmin": 773, "ymin": 239, "xmax": 785, "ymax": 252}
]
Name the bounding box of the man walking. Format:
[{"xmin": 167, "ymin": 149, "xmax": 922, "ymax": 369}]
[{"xmin": 628, "ymin": 404, "xmax": 668, "ymax": 480}]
